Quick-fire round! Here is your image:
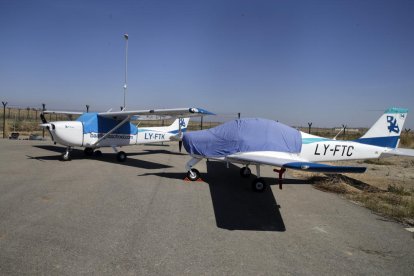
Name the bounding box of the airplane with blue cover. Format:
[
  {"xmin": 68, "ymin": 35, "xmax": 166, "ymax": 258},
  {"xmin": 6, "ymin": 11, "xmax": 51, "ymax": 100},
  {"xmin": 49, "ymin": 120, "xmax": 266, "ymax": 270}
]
[
  {"xmin": 40, "ymin": 107, "xmax": 214, "ymax": 161},
  {"xmin": 179, "ymin": 108, "xmax": 414, "ymax": 192}
]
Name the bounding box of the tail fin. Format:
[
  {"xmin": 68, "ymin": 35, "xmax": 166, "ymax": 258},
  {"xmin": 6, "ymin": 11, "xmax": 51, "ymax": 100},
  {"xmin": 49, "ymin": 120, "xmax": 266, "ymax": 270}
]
[
  {"xmin": 356, "ymin": 108, "xmax": 408, "ymax": 148},
  {"xmin": 166, "ymin": 118, "xmax": 190, "ymax": 134}
]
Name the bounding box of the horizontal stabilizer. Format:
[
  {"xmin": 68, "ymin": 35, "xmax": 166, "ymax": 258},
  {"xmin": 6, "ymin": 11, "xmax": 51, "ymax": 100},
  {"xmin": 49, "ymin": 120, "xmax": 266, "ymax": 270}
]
[
  {"xmin": 380, "ymin": 148, "xmax": 414, "ymax": 158},
  {"xmin": 283, "ymin": 162, "xmax": 367, "ymax": 173}
]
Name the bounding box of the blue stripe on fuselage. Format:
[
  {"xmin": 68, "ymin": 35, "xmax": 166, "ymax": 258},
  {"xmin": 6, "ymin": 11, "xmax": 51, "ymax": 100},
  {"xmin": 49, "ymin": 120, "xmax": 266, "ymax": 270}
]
[{"xmin": 354, "ymin": 136, "xmax": 399, "ymax": 148}]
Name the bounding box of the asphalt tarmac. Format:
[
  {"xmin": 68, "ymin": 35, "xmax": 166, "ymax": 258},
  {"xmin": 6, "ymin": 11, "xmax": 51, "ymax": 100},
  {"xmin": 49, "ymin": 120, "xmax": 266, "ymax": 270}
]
[{"xmin": 0, "ymin": 139, "xmax": 413, "ymax": 275}]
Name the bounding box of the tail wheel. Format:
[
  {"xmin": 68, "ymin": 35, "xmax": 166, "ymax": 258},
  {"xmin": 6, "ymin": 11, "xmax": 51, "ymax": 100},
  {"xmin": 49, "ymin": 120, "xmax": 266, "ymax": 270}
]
[
  {"xmin": 240, "ymin": 166, "xmax": 252, "ymax": 178},
  {"xmin": 187, "ymin": 168, "xmax": 200, "ymax": 181},
  {"xmin": 252, "ymin": 178, "xmax": 267, "ymax": 192},
  {"xmin": 117, "ymin": 151, "xmax": 127, "ymax": 162}
]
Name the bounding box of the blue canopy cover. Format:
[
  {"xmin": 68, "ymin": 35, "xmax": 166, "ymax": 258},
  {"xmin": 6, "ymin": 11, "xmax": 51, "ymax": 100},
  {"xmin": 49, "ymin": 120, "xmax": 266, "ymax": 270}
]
[{"xmin": 183, "ymin": 118, "xmax": 302, "ymax": 157}]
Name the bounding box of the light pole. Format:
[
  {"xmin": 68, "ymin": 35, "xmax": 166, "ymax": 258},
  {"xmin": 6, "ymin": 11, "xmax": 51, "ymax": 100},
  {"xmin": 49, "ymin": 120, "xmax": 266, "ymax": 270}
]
[
  {"xmin": 86, "ymin": 105, "xmax": 90, "ymax": 113},
  {"xmin": 123, "ymin": 33, "xmax": 128, "ymax": 110}
]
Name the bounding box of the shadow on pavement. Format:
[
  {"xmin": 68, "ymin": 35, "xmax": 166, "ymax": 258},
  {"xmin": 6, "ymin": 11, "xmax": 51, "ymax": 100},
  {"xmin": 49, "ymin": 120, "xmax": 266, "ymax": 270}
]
[
  {"xmin": 31, "ymin": 145, "xmax": 172, "ymax": 170},
  {"xmin": 141, "ymin": 160, "xmax": 287, "ymax": 232},
  {"xmin": 205, "ymin": 161, "xmax": 286, "ymax": 231}
]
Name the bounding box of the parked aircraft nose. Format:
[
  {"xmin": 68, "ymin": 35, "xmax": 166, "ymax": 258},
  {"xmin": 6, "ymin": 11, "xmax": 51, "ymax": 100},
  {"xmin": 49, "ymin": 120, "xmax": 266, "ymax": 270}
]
[{"xmin": 50, "ymin": 121, "xmax": 84, "ymax": 147}]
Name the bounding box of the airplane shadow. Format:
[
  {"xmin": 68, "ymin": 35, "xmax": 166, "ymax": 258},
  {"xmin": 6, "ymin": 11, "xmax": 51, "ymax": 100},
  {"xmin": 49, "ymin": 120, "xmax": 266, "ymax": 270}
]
[
  {"xmin": 31, "ymin": 145, "xmax": 172, "ymax": 170},
  {"xmin": 205, "ymin": 161, "xmax": 286, "ymax": 231},
  {"xmin": 141, "ymin": 161, "xmax": 287, "ymax": 232}
]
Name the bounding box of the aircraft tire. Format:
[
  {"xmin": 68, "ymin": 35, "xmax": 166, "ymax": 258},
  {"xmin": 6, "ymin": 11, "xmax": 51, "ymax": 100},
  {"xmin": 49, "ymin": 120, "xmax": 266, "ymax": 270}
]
[
  {"xmin": 94, "ymin": 150, "xmax": 102, "ymax": 157},
  {"xmin": 117, "ymin": 151, "xmax": 127, "ymax": 162},
  {"xmin": 84, "ymin": 147, "xmax": 94, "ymax": 156},
  {"xmin": 187, "ymin": 169, "xmax": 200, "ymax": 181},
  {"xmin": 240, "ymin": 167, "xmax": 252, "ymax": 178},
  {"xmin": 61, "ymin": 152, "xmax": 71, "ymax": 161},
  {"xmin": 252, "ymin": 178, "xmax": 266, "ymax": 192}
]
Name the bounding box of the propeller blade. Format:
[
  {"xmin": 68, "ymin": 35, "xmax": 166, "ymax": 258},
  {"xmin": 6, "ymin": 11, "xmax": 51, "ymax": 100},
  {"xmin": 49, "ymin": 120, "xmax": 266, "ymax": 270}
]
[{"xmin": 40, "ymin": 113, "xmax": 47, "ymax": 124}]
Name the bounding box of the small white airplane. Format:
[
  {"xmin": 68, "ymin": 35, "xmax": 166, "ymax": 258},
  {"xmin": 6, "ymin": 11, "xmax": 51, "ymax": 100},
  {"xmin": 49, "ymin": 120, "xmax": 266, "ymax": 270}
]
[
  {"xmin": 180, "ymin": 108, "xmax": 414, "ymax": 192},
  {"xmin": 40, "ymin": 107, "xmax": 214, "ymax": 161}
]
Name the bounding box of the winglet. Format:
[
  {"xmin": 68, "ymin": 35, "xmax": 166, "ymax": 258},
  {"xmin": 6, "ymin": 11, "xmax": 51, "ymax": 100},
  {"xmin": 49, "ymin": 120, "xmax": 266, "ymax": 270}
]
[{"xmin": 189, "ymin": 108, "xmax": 215, "ymax": 115}]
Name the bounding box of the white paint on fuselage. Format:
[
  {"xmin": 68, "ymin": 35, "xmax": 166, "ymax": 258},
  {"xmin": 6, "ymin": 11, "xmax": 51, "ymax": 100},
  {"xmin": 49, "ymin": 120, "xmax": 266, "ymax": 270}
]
[
  {"xmin": 299, "ymin": 131, "xmax": 385, "ymax": 162},
  {"xmin": 82, "ymin": 131, "xmax": 176, "ymax": 148}
]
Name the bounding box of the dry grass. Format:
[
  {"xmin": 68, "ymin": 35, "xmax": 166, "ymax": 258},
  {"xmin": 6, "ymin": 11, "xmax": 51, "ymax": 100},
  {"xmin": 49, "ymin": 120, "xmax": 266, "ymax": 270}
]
[
  {"xmin": 362, "ymin": 159, "xmax": 394, "ymax": 166},
  {"xmin": 310, "ymin": 175, "xmax": 414, "ymax": 226}
]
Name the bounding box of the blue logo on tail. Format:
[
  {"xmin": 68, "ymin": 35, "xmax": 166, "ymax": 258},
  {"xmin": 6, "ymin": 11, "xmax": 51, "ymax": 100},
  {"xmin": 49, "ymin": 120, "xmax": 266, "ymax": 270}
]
[
  {"xmin": 387, "ymin": 116, "xmax": 400, "ymax": 133},
  {"xmin": 179, "ymin": 118, "xmax": 186, "ymax": 128}
]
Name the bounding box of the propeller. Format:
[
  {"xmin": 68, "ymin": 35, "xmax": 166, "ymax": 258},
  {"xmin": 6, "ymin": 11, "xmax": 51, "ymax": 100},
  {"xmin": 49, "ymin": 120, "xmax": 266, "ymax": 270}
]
[
  {"xmin": 39, "ymin": 112, "xmax": 55, "ymax": 142},
  {"xmin": 40, "ymin": 112, "xmax": 47, "ymax": 124}
]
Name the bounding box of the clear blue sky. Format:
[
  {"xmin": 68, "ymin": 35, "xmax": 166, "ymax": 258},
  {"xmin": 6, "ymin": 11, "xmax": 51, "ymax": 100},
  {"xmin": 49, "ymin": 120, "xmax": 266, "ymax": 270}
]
[{"xmin": 1, "ymin": 0, "xmax": 413, "ymax": 128}]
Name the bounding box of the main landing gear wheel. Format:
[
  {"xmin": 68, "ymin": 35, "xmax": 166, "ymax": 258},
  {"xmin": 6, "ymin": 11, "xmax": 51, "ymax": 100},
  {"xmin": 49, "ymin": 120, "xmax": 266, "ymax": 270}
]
[
  {"xmin": 94, "ymin": 150, "xmax": 102, "ymax": 157},
  {"xmin": 240, "ymin": 166, "xmax": 252, "ymax": 178},
  {"xmin": 116, "ymin": 151, "xmax": 127, "ymax": 162},
  {"xmin": 84, "ymin": 147, "xmax": 94, "ymax": 156},
  {"xmin": 187, "ymin": 168, "xmax": 200, "ymax": 181},
  {"xmin": 252, "ymin": 178, "xmax": 267, "ymax": 192}
]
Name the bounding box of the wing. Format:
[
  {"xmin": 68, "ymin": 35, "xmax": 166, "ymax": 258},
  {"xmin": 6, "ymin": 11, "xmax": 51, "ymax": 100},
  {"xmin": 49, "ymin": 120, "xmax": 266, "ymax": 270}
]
[
  {"xmin": 226, "ymin": 151, "xmax": 366, "ymax": 173},
  {"xmin": 98, "ymin": 107, "xmax": 214, "ymax": 119},
  {"xmin": 380, "ymin": 148, "xmax": 414, "ymax": 158},
  {"xmin": 42, "ymin": 110, "xmax": 84, "ymax": 115}
]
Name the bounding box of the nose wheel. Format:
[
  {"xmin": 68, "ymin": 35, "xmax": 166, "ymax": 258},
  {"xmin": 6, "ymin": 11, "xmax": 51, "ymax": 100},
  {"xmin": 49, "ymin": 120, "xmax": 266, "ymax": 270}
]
[
  {"xmin": 187, "ymin": 168, "xmax": 200, "ymax": 181},
  {"xmin": 61, "ymin": 147, "xmax": 72, "ymax": 161}
]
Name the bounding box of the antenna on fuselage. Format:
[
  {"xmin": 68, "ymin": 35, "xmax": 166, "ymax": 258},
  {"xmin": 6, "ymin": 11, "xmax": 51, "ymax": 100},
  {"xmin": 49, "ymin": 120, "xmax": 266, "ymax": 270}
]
[{"xmin": 122, "ymin": 33, "xmax": 128, "ymax": 111}]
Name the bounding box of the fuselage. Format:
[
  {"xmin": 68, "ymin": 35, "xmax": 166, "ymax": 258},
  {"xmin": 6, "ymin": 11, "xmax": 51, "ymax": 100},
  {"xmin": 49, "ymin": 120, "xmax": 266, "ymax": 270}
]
[
  {"xmin": 299, "ymin": 132, "xmax": 385, "ymax": 162},
  {"xmin": 46, "ymin": 116, "xmax": 183, "ymax": 148}
]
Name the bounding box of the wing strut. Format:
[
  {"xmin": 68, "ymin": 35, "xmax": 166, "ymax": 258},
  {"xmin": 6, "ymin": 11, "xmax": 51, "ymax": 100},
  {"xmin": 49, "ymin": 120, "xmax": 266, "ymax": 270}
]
[{"xmin": 92, "ymin": 115, "xmax": 131, "ymax": 147}]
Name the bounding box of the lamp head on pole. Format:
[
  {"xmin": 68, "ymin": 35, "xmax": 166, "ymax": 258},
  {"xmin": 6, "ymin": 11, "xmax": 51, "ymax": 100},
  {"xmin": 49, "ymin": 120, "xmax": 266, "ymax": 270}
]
[{"xmin": 124, "ymin": 34, "xmax": 128, "ymax": 40}]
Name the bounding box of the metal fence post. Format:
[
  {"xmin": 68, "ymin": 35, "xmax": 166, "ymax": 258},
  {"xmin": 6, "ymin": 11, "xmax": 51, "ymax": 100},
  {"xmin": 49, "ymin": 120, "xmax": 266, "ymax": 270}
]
[
  {"xmin": 42, "ymin": 103, "xmax": 46, "ymax": 138},
  {"xmin": 2, "ymin": 102, "xmax": 7, "ymax": 138}
]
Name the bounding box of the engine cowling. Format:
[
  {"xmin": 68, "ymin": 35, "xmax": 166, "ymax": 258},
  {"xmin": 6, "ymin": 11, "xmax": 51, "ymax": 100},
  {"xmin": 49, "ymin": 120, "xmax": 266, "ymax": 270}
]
[{"xmin": 49, "ymin": 121, "xmax": 83, "ymax": 146}]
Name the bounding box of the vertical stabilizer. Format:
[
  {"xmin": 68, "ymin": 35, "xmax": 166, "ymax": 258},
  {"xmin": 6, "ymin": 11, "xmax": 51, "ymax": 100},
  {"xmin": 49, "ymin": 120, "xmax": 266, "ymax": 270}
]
[{"xmin": 356, "ymin": 108, "xmax": 408, "ymax": 148}]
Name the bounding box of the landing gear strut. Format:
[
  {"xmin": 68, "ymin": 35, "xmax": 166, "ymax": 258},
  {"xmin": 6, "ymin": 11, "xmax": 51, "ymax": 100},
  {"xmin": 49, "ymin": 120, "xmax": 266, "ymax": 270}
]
[{"xmin": 185, "ymin": 157, "xmax": 202, "ymax": 181}]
